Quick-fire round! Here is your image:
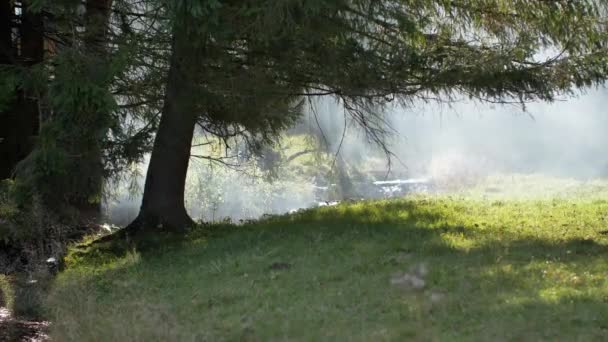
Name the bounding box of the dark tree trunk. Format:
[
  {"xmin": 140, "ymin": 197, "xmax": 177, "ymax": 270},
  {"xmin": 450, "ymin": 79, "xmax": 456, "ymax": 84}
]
[
  {"xmin": 0, "ymin": 2, "xmax": 43, "ymax": 180},
  {"xmin": 127, "ymin": 28, "xmax": 199, "ymax": 233},
  {"xmin": 20, "ymin": 5, "xmax": 44, "ymax": 64},
  {"xmin": 85, "ymin": 0, "xmax": 112, "ymax": 53},
  {"xmin": 0, "ymin": 1, "xmax": 11, "ymax": 64},
  {"xmin": 0, "ymin": 0, "xmax": 14, "ymax": 179}
]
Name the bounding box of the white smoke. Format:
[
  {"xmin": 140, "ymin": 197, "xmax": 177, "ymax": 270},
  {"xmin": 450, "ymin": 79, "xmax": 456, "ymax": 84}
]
[{"xmin": 103, "ymin": 87, "xmax": 608, "ymax": 225}]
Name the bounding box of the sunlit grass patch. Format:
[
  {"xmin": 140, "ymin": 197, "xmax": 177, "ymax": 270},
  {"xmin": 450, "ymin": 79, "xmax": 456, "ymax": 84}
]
[
  {"xmin": 48, "ymin": 188, "xmax": 608, "ymax": 341},
  {"xmin": 464, "ymin": 174, "xmax": 608, "ymax": 200}
]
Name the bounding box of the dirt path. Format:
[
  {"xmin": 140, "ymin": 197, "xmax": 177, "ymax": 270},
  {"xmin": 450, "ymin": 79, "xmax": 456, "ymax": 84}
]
[{"xmin": 0, "ymin": 307, "xmax": 49, "ymax": 342}]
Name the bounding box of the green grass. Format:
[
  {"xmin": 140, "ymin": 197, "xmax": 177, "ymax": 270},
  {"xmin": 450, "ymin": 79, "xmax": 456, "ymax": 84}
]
[
  {"xmin": 0, "ymin": 274, "xmax": 13, "ymax": 309},
  {"xmin": 47, "ymin": 178, "xmax": 608, "ymax": 341}
]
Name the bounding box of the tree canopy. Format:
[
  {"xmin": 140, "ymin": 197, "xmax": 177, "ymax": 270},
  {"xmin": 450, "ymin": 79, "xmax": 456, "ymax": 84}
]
[
  {"xmin": 126, "ymin": 0, "xmax": 608, "ymax": 231},
  {"xmin": 2, "ymin": 0, "xmax": 608, "ymax": 233}
]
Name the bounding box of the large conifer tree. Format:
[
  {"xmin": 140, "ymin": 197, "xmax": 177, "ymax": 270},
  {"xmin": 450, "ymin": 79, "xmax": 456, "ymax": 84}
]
[{"xmin": 126, "ymin": 0, "xmax": 608, "ymax": 232}]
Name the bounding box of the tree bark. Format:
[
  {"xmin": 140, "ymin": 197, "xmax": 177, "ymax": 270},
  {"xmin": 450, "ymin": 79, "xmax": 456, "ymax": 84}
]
[
  {"xmin": 0, "ymin": 2, "xmax": 43, "ymax": 180},
  {"xmin": 0, "ymin": 1, "xmax": 11, "ymax": 64},
  {"xmin": 0, "ymin": 1, "xmax": 14, "ymax": 179},
  {"xmin": 127, "ymin": 27, "xmax": 199, "ymax": 233},
  {"xmin": 85, "ymin": 0, "xmax": 112, "ymax": 53},
  {"xmin": 20, "ymin": 5, "xmax": 44, "ymax": 64}
]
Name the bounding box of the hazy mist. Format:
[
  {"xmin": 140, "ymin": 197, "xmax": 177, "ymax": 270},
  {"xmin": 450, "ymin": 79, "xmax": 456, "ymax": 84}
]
[{"xmin": 104, "ymin": 87, "xmax": 608, "ymax": 225}]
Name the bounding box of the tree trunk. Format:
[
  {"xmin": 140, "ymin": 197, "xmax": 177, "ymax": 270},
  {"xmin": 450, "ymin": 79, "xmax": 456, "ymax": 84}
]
[
  {"xmin": 20, "ymin": 4, "xmax": 44, "ymax": 64},
  {"xmin": 127, "ymin": 28, "xmax": 199, "ymax": 233},
  {"xmin": 0, "ymin": 0, "xmax": 14, "ymax": 179},
  {"xmin": 0, "ymin": 2, "xmax": 43, "ymax": 180},
  {"xmin": 335, "ymin": 155, "xmax": 354, "ymax": 200},
  {"xmin": 0, "ymin": 1, "xmax": 11, "ymax": 64},
  {"xmin": 85, "ymin": 0, "xmax": 112, "ymax": 53}
]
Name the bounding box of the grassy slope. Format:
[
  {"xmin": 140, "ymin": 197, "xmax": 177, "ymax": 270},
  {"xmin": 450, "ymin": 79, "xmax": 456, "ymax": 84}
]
[{"xmin": 48, "ymin": 178, "xmax": 608, "ymax": 341}]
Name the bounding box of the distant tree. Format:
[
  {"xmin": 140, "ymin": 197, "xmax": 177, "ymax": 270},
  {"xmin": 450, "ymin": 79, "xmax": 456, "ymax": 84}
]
[{"xmin": 125, "ymin": 0, "xmax": 608, "ymax": 232}]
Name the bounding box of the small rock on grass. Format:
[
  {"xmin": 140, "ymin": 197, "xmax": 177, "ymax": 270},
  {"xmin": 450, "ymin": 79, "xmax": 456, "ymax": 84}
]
[
  {"xmin": 429, "ymin": 291, "xmax": 445, "ymax": 303},
  {"xmin": 390, "ymin": 273, "xmax": 426, "ymax": 289},
  {"xmin": 390, "ymin": 263, "xmax": 429, "ymax": 290}
]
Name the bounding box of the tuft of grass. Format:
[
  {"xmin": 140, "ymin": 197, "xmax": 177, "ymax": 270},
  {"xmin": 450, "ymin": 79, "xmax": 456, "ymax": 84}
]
[
  {"xmin": 0, "ymin": 274, "xmax": 13, "ymax": 309},
  {"xmin": 48, "ymin": 181, "xmax": 608, "ymax": 341}
]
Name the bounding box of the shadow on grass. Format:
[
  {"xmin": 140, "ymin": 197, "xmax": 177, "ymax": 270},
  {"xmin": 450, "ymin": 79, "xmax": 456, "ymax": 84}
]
[{"xmin": 52, "ymin": 198, "xmax": 608, "ymax": 340}]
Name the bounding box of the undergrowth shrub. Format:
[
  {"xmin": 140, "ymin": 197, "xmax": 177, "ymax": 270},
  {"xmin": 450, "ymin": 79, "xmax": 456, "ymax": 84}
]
[
  {"xmin": 0, "ymin": 270, "xmax": 53, "ymax": 320},
  {"xmin": 0, "ymin": 179, "xmax": 76, "ymax": 320},
  {"xmin": 12, "ymin": 267, "xmax": 54, "ymax": 319},
  {"xmin": 0, "ymin": 180, "xmax": 20, "ymax": 243},
  {"xmin": 0, "ymin": 179, "xmax": 75, "ymax": 274}
]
